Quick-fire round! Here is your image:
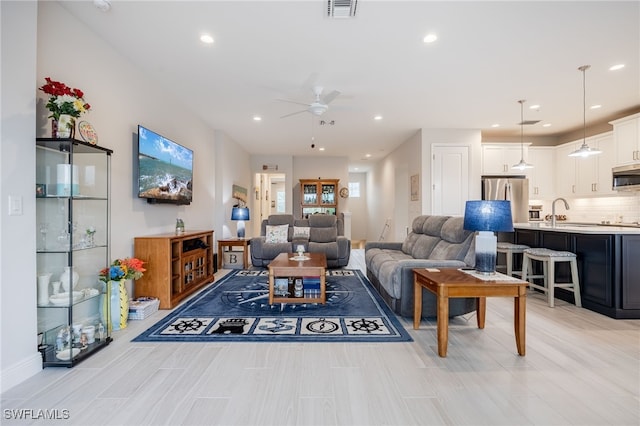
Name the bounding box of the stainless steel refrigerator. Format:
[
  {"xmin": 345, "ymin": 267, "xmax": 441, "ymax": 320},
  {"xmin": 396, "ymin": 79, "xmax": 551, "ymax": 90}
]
[{"xmin": 481, "ymin": 176, "xmax": 529, "ymax": 223}]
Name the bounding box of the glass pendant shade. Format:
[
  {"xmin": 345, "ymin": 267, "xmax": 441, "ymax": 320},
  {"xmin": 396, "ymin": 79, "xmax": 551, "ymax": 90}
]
[
  {"xmin": 512, "ymin": 99, "xmax": 534, "ymax": 170},
  {"xmin": 569, "ymin": 65, "xmax": 601, "ymax": 158}
]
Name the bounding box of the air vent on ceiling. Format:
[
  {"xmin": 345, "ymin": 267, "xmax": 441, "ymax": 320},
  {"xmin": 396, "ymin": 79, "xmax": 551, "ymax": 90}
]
[
  {"xmin": 519, "ymin": 120, "xmax": 541, "ymax": 125},
  {"xmin": 327, "ymin": 0, "xmax": 357, "ymax": 18}
]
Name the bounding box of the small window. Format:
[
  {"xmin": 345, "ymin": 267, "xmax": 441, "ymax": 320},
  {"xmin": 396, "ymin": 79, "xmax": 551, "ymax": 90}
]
[{"xmin": 348, "ymin": 182, "xmax": 360, "ymax": 198}]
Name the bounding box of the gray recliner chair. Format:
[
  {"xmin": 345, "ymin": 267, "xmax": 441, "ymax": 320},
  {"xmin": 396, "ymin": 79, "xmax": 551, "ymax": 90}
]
[
  {"xmin": 295, "ymin": 214, "xmax": 351, "ymax": 268},
  {"xmin": 250, "ymin": 213, "xmax": 351, "ymax": 268}
]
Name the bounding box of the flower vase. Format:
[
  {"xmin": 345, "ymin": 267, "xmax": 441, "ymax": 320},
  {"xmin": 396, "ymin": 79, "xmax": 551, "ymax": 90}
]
[
  {"xmin": 60, "ymin": 266, "xmax": 79, "ymax": 293},
  {"xmin": 104, "ymin": 280, "xmax": 129, "ymax": 331},
  {"xmin": 56, "ymin": 114, "xmax": 75, "ymax": 139}
]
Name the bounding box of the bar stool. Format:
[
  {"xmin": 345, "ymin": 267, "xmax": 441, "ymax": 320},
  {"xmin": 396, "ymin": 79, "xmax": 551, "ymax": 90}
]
[
  {"xmin": 521, "ymin": 248, "xmax": 582, "ymax": 308},
  {"xmin": 496, "ymin": 242, "xmax": 530, "ymax": 277}
]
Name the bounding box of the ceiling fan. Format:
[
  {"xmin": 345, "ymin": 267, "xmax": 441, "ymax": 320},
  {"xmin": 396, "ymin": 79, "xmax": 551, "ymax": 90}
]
[{"xmin": 279, "ymin": 86, "xmax": 340, "ymax": 118}]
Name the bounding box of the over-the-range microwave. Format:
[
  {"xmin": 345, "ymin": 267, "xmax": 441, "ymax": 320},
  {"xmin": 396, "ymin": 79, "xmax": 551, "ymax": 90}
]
[{"xmin": 612, "ymin": 163, "xmax": 640, "ymax": 191}]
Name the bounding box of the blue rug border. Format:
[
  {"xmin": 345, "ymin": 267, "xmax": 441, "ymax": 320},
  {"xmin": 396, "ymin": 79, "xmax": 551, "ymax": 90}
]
[{"xmin": 132, "ymin": 269, "xmax": 412, "ymax": 343}]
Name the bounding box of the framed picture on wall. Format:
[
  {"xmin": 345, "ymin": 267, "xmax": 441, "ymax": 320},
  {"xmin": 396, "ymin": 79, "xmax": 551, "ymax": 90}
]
[{"xmin": 410, "ymin": 174, "xmax": 419, "ymax": 201}]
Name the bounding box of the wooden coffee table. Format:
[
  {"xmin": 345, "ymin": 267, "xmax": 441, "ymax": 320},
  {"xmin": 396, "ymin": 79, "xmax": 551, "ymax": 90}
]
[
  {"xmin": 413, "ymin": 268, "xmax": 528, "ymax": 357},
  {"xmin": 268, "ymin": 252, "xmax": 327, "ymax": 305}
]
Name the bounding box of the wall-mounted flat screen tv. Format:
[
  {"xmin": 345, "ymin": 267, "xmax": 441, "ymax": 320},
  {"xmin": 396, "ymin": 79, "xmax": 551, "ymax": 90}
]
[{"xmin": 137, "ymin": 125, "xmax": 193, "ymax": 205}]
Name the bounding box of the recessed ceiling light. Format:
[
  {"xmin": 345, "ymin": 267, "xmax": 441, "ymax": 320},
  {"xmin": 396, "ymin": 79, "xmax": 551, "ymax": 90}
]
[
  {"xmin": 609, "ymin": 64, "xmax": 625, "ymax": 71},
  {"xmin": 491, "ymin": 124, "xmax": 500, "ymax": 128},
  {"xmin": 543, "ymin": 123, "xmax": 552, "ymax": 127},
  {"xmin": 529, "ymin": 104, "xmax": 540, "ymax": 110},
  {"xmin": 253, "ymin": 116, "xmax": 262, "ymax": 121},
  {"xmin": 319, "ymin": 147, "xmax": 325, "ymax": 151},
  {"xmin": 374, "ymin": 115, "xmax": 383, "ymax": 120},
  {"xmin": 423, "ymin": 33, "xmax": 438, "ymax": 43},
  {"xmin": 200, "ymin": 34, "xmax": 214, "ymax": 44},
  {"xmin": 365, "ymin": 154, "xmax": 372, "ymax": 158},
  {"xmin": 590, "ymin": 104, "xmax": 602, "ymax": 109}
]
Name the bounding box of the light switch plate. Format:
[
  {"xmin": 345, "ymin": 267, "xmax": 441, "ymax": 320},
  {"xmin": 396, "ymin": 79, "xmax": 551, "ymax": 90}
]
[{"xmin": 8, "ymin": 195, "xmax": 23, "ymax": 216}]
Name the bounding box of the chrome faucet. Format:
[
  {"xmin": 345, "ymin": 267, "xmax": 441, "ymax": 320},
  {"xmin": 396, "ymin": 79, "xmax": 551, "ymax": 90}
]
[{"xmin": 551, "ymin": 197, "xmax": 570, "ymax": 227}]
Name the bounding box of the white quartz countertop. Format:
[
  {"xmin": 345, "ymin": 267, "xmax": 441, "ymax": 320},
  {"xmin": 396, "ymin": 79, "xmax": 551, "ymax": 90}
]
[{"xmin": 514, "ymin": 222, "xmax": 640, "ymax": 234}]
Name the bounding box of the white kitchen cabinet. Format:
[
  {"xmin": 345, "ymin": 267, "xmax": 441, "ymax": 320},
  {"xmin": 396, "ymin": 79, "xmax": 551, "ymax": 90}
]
[
  {"xmin": 556, "ymin": 133, "xmax": 615, "ymax": 197},
  {"xmin": 527, "ymin": 147, "xmax": 555, "ymax": 199},
  {"xmin": 575, "ymin": 133, "xmax": 614, "ymax": 195},
  {"xmin": 611, "ymin": 113, "xmax": 640, "ymax": 165},
  {"xmin": 482, "ymin": 143, "xmax": 528, "ymax": 175},
  {"xmin": 595, "ymin": 133, "xmax": 615, "ymax": 194},
  {"xmin": 555, "ymin": 141, "xmax": 578, "ymax": 197}
]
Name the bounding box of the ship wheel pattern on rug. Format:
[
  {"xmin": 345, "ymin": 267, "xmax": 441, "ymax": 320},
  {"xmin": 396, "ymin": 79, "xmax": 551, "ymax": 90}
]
[{"xmin": 136, "ymin": 269, "xmax": 412, "ymax": 342}]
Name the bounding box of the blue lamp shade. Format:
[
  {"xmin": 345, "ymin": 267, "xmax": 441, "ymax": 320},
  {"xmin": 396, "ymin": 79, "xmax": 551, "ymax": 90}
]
[
  {"xmin": 231, "ymin": 207, "xmax": 250, "ymax": 238},
  {"xmin": 463, "ymin": 200, "xmax": 514, "ymax": 274},
  {"xmin": 463, "ymin": 200, "xmax": 514, "ymax": 232},
  {"xmin": 230, "ymin": 207, "xmax": 250, "ymax": 221}
]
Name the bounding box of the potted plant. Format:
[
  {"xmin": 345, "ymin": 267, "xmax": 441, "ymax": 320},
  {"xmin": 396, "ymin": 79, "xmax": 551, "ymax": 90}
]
[
  {"xmin": 39, "ymin": 77, "xmax": 91, "ymax": 138},
  {"xmin": 99, "ymin": 258, "xmax": 146, "ymax": 331}
]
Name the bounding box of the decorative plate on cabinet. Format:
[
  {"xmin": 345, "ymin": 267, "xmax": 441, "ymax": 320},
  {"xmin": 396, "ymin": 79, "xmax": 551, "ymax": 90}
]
[
  {"xmin": 78, "ymin": 121, "xmax": 98, "ymax": 145},
  {"xmin": 339, "ymin": 187, "xmax": 349, "ymax": 198}
]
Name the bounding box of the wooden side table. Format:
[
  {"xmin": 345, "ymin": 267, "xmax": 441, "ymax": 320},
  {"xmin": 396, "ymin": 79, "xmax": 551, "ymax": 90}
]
[
  {"xmin": 217, "ymin": 238, "xmax": 250, "ymax": 270},
  {"xmin": 413, "ymin": 268, "xmax": 527, "ymax": 357}
]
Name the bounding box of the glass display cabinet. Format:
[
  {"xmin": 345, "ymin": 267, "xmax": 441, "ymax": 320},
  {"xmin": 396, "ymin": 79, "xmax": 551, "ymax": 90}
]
[
  {"xmin": 36, "ymin": 137, "xmax": 113, "ymax": 366},
  {"xmin": 300, "ymin": 179, "xmax": 339, "ymax": 217}
]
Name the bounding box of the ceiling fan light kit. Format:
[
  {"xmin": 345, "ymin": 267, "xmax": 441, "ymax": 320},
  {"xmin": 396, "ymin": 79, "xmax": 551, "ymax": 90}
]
[
  {"xmin": 280, "ymin": 85, "xmax": 341, "ymax": 119},
  {"xmin": 569, "ymin": 65, "xmax": 602, "ymax": 158}
]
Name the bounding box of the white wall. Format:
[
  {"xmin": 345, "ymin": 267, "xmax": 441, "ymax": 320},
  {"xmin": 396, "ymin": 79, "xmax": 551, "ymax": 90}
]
[
  {"xmin": 366, "ymin": 128, "xmax": 482, "ymax": 242},
  {"xmin": 1, "ymin": 1, "xmax": 229, "ymax": 391},
  {"xmin": 215, "ymin": 130, "xmax": 251, "ymax": 241},
  {"xmin": 367, "ymin": 131, "xmax": 421, "ymax": 242},
  {"xmin": 347, "ymin": 172, "xmax": 368, "ymax": 241},
  {"xmin": 1, "ymin": 0, "xmax": 42, "ymax": 392}
]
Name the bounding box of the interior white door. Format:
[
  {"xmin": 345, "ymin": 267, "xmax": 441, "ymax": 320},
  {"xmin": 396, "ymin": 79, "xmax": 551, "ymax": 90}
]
[{"xmin": 432, "ymin": 145, "xmax": 469, "ymax": 216}]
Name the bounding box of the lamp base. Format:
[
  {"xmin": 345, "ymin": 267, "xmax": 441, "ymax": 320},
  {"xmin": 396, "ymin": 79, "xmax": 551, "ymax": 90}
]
[
  {"xmin": 236, "ymin": 220, "xmax": 245, "ymax": 239},
  {"xmin": 474, "ymin": 231, "xmax": 497, "ymax": 274}
]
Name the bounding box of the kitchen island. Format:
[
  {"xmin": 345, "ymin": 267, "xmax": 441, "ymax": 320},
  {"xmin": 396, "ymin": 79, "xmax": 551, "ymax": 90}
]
[{"xmin": 501, "ymin": 223, "xmax": 640, "ymax": 319}]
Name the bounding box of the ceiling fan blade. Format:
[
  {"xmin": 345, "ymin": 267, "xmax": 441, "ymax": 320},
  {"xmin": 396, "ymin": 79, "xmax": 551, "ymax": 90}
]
[
  {"xmin": 280, "ymin": 109, "xmax": 308, "ymax": 119},
  {"xmin": 276, "ymin": 98, "xmax": 311, "ymax": 107},
  {"xmin": 322, "ymin": 90, "xmax": 341, "ymax": 105}
]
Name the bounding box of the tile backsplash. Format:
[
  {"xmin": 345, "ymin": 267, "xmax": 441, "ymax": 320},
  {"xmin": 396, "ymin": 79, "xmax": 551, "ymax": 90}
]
[{"xmin": 530, "ymin": 192, "xmax": 640, "ymax": 224}]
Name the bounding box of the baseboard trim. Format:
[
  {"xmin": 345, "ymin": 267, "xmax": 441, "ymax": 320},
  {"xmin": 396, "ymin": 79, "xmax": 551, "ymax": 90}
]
[{"xmin": 1, "ymin": 352, "xmax": 42, "ymax": 393}]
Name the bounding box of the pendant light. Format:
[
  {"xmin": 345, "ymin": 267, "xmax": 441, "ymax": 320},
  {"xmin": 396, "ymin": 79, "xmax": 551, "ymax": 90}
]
[
  {"xmin": 569, "ymin": 65, "xmax": 602, "ymax": 157},
  {"xmin": 512, "ymin": 99, "xmax": 534, "ymax": 170}
]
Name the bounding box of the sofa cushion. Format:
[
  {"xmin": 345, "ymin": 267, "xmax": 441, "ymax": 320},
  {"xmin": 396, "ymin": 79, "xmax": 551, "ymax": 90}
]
[
  {"xmin": 293, "ymin": 226, "xmax": 310, "ymax": 238},
  {"xmin": 265, "ymin": 224, "xmax": 289, "ymax": 243},
  {"xmin": 310, "ymin": 226, "xmax": 337, "ymax": 243}
]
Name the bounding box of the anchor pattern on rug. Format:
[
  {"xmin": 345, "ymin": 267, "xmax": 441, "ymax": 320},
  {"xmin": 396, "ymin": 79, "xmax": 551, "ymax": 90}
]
[{"xmin": 159, "ymin": 316, "xmax": 392, "ymax": 337}]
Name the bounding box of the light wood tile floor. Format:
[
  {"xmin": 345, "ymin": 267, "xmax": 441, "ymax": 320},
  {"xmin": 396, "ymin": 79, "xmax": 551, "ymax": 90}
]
[{"xmin": 2, "ymin": 249, "xmax": 639, "ymax": 425}]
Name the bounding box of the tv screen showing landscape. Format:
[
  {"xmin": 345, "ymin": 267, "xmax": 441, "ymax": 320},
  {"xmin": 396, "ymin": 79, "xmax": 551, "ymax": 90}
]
[{"xmin": 137, "ymin": 125, "xmax": 193, "ymax": 204}]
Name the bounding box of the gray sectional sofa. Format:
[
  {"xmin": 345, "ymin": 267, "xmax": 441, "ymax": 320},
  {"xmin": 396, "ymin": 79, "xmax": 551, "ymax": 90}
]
[
  {"xmin": 250, "ymin": 214, "xmax": 350, "ymax": 268},
  {"xmin": 365, "ymin": 215, "xmax": 477, "ymax": 319}
]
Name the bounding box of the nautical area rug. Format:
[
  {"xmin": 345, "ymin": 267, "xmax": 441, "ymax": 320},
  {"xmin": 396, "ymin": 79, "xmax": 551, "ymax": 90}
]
[{"xmin": 133, "ymin": 269, "xmax": 412, "ymax": 343}]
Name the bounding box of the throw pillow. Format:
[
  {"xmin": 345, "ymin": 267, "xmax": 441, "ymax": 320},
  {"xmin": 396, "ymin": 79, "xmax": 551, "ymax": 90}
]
[
  {"xmin": 293, "ymin": 226, "xmax": 310, "ymax": 238},
  {"xmin": 265, "ymin": 224, "xmax": 289, "ymax": 243}
]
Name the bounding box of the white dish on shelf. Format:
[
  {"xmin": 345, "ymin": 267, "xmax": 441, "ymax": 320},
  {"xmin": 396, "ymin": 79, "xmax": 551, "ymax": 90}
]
[
  {"xmin": 290, "ymin": 255, "xmax": 311, "ymax": 261},
  {"xmin": 55, "ymin": 348, "xmax": 80, "ymax": 361},
  {"xmin": 49, "ymin": 291, "xmax": 83, "ymax": 306}
]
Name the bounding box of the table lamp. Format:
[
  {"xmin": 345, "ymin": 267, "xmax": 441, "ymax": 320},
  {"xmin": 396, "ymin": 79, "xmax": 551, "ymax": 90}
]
[
  {"xmin": 230, "ymin": 207, "xmax": 250, "ymax": 238},
  {"xmin": 463, "ymin": 200, "xmax": 514, "ymax": 274}
]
